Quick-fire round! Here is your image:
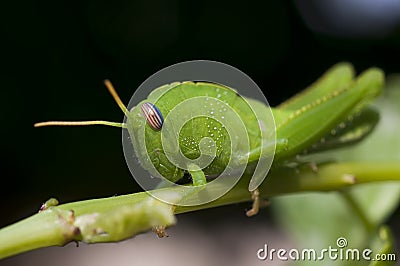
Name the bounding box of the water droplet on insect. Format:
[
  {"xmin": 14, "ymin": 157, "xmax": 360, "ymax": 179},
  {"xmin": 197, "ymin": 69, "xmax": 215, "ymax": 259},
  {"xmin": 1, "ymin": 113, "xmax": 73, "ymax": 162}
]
[
  {"xmin": 217, "ymin": 94, "xmax": 221, "ymax": 98},
  {"xmin": 216, "ymin": 88, "xmax": 220, "ymax": 92},
  {"xmin": 213, "ymin": 127, "xmax": 217, "ymax": 130}
]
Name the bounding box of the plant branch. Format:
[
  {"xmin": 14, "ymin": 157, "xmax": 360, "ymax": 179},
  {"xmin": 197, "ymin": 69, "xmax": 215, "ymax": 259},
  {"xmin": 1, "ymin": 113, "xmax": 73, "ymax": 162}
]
[{"xmin": 0, "ymin": 162, "xmax": 399, "ymax": 259}]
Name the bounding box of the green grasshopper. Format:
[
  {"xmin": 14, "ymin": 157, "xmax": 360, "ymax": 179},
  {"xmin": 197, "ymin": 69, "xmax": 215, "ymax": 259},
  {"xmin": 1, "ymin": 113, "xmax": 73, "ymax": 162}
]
[{"xmin": 35, "ymin": 63, "xmax": 384, "ymax": 216}]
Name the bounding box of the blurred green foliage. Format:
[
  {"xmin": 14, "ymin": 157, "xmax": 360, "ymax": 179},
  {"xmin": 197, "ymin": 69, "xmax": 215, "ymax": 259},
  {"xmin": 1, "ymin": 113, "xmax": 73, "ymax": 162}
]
[{"xmin": 273, "ymin": 76, "xmax": 400, "ymax": 266}]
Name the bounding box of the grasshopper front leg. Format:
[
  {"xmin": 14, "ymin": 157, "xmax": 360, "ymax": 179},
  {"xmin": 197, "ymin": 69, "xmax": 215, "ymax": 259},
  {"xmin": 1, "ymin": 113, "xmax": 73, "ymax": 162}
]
[{"xmin": 188, "ymin": 164, "xmax": 207, "ymax": 186}]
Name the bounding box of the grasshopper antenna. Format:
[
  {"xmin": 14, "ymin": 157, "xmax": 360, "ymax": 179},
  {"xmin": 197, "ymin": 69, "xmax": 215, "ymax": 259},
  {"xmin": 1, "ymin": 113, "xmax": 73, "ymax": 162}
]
[
  {"xmin": 103, "ymin": 79, "xmax": 129, "ymax": 116},
  {"xmin": 34, "ymin": 80, "xmax": 128, "ymax": 128}
]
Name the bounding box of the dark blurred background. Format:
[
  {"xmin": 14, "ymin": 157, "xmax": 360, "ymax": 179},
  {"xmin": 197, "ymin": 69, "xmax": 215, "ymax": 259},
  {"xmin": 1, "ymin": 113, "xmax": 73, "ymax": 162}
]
[{"xmin": 0, "ymin": 0, "xmax": 399, "ymax": 259}]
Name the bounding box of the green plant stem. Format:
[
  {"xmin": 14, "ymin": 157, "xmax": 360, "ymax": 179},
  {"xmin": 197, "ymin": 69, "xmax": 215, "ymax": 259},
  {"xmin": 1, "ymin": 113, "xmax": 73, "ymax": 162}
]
[
  {"xmin": 0, "ymin": 162, "xmax": 399, "ymax": 259},
  {"xmin": 341, "ymin": 191, "xmax": 375, "ymax": 233},
  {"xmin": 176, "ymin": 162, "xmax": 400, "ymax": 213}
]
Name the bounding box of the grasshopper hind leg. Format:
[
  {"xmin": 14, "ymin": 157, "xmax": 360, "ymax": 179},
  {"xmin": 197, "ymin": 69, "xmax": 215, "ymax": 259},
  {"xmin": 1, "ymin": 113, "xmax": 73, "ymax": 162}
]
[{"xmin": 245, "ymin": 139, "xmax": 285, "ymax": 216}]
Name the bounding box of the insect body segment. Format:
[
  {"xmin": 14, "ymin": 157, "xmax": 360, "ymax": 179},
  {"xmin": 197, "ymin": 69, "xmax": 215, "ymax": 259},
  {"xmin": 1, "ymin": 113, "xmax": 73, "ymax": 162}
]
[
  {"xmin": 141, "ymin": 102, "xmax": 164, "ymax": 131},
  {"xmin": 33, "ymin": 63, "xmax": 384, "ymax": 215},
  {"xmin": 128, "ymin": 82, "xmax": 268, "ymax": 184},
  {"xmin": 273, "ymin": 65, "xmax": 383, "ymax": 162}
]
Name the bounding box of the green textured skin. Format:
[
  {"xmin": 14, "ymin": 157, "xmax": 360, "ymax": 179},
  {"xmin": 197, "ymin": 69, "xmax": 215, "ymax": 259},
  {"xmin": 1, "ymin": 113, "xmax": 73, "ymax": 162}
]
[
  {"xmin": 125, "ymin": 63, "xmax": 384, "ymax": 185},
  {"xmin": 273, "ymin": 64, "xmax": 383, "ymax": 161},
  {"xmin": 126, "ymin": 82, "xmax": 271, "ymax": 182}
]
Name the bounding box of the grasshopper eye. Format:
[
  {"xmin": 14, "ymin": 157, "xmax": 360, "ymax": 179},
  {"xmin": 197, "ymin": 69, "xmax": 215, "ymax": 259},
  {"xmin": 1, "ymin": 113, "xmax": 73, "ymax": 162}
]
[{"xmin": 141, "ymin": 102, "xmax": 164, "ymax": 131}]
